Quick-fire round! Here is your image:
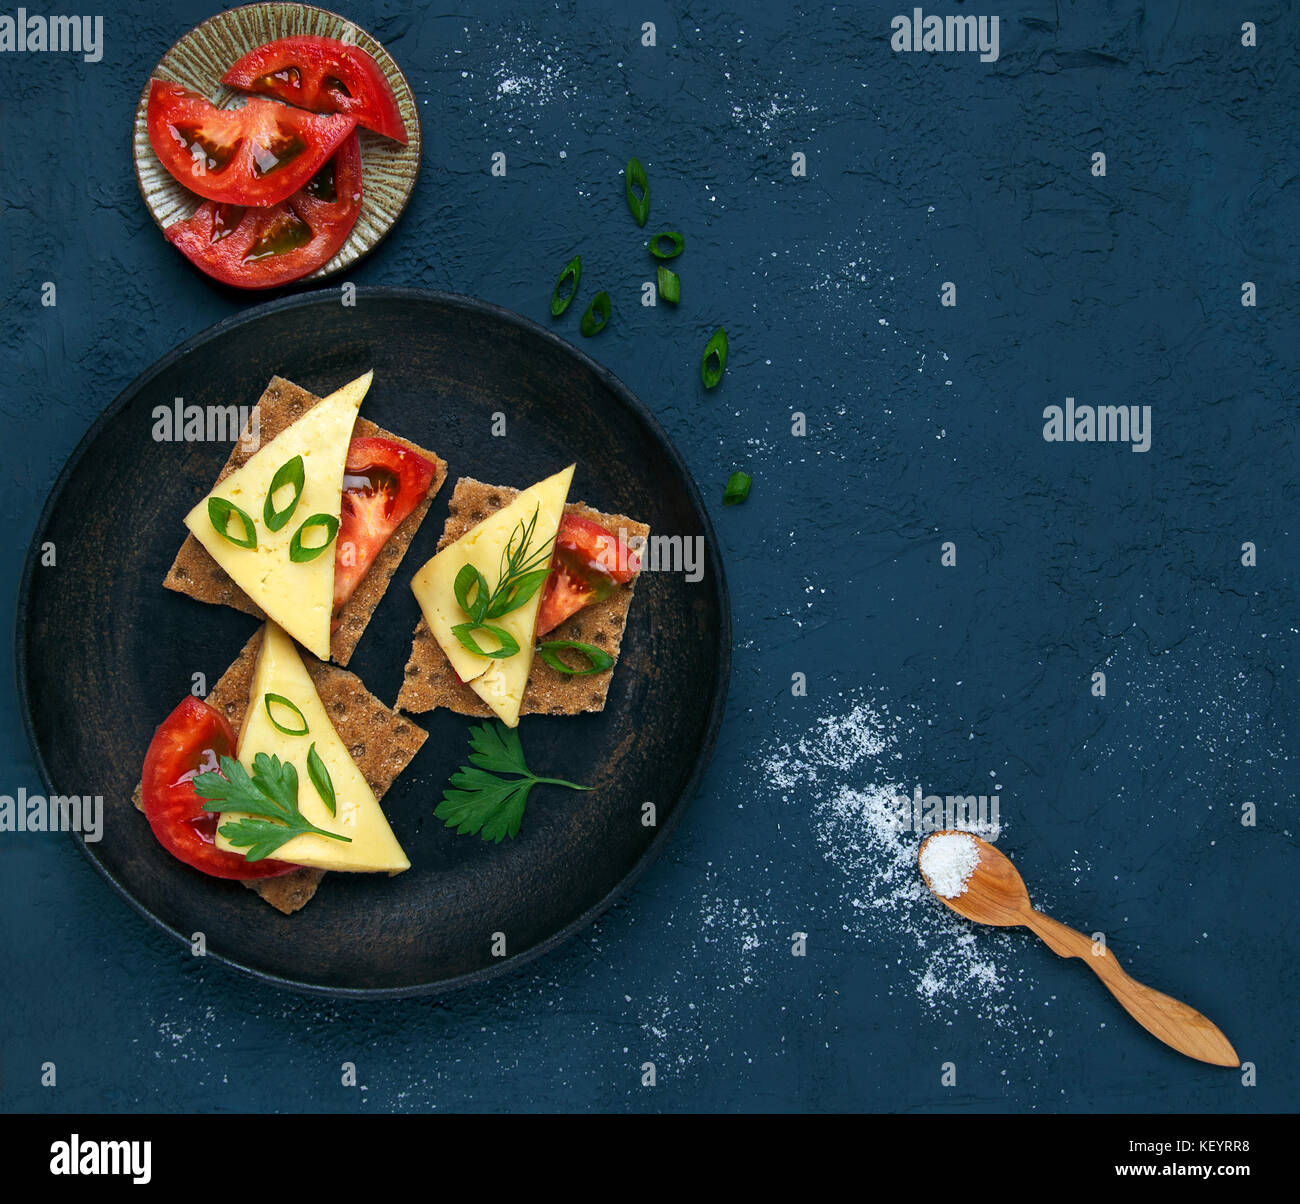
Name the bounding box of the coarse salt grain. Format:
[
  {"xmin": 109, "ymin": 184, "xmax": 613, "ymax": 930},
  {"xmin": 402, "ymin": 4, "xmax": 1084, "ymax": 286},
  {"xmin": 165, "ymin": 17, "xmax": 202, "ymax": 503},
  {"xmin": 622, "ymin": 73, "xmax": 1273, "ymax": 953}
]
[{"xmin": 920, "ymin": 833, "xmax": 980, "ymax": 898}]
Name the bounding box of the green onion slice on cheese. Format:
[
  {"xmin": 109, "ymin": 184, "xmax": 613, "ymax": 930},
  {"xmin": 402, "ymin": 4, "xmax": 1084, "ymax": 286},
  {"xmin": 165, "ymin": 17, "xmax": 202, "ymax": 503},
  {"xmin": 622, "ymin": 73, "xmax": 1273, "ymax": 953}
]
[
  {"xmin": 306, "ymin": 742, "xmax": 337, "ymax": 816},
  {"xmin": 451, "ymin": 622, "xmax": 521, "ymax": 659},
  {"xmin": 263, "ymin": 454, "xmax": 306, "ymax": 532},
  {"xmin": 289, "ymin": 513, "xmax": 340, "ymax": 562},
  {"xmin": 264, "ymin": 692, "xmax": 310, "ymax": 736},
  {"xmin": 207, "ymin": 497, "xmax": 257, "ymax": 549}
]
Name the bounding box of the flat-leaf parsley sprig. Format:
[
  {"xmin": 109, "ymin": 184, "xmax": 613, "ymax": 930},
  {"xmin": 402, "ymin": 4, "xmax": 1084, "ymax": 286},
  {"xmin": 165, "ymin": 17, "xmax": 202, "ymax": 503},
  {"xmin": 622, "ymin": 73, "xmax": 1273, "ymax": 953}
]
[
  {"xmin": 194, "ymin": 751, "xmax": 350, "ymax": 861},
  {"xmin": 435, "ymin": 721, "xmax": 589, "ymax": 843}
]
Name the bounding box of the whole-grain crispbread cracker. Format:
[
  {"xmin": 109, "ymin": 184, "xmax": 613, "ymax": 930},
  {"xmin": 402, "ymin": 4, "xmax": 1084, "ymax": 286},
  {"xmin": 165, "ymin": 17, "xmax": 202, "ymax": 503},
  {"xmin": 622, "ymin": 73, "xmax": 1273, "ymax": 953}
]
[
  {"xmin": 162, "ymin": 375, "xmax": 447, "ymax": 666},
  {"xmin": 395, "ymin": 477, "xmax": 649, "ymax": 717},
  {"xmin": 132, "ymin": 627, "xmax": 428, "ymax": 914}
]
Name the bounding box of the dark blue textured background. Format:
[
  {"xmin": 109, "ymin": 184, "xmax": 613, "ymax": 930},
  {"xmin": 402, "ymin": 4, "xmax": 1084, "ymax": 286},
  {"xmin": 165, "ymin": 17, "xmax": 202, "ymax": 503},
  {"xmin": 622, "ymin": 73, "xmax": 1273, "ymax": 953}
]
[{"xmin": 2, "ymin": 1, "xmax": 1297, "ymax": 1112}]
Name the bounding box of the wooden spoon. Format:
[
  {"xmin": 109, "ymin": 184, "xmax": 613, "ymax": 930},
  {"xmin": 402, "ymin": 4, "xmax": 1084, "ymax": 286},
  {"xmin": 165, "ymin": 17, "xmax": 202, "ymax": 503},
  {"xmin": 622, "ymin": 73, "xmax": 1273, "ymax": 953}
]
[{"xmin": 918, "ymin": 831, "xmax": 1238, "ymax": 1067}]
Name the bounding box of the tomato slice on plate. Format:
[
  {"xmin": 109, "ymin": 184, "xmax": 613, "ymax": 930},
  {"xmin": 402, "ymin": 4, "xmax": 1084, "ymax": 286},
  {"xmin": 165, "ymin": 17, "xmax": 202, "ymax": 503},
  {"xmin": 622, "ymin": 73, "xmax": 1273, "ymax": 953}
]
[
  {"xmin": 164, "ymin": 132, "xmax": 363, "ymax": 289},
  {"xmin": 146, "ymin": 79, "xmax": 356, "ymax": 206},
  {"xmin": 223, "ymin": 35, "xmax": 408, "ymax": 145},
  {"xmin": 536, "ymin": 514, "xmax": 641, "ymax": 636},
  {"xmin": 333, "ymin": 436, "xmax": 438, "ymax": 611},
  {"xmin": 140, "ymin": 697, "xmax": 295, "ymax": 880}
]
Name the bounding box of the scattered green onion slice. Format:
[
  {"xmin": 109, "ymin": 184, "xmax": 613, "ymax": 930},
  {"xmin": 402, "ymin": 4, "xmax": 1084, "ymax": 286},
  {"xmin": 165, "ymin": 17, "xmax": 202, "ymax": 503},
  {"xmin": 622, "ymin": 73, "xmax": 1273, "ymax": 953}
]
[
  {"xmin": 581, "ymin": 291, "xmax": 611, "ymax": 336},
  {"xmin": 207, "ymin": 497, "xmax": 257, "ymax": 549},
  {"xmin": 649, "ymin": 231, "xmax": 684, "ymax": 259},
  {"xmin": 625, "ymin": 157, "xmax": 649, "ymax": 226},
  {"xmin": 657, "ymin": 266, "xmax": 680, "ymax": 305},
  {"xmin": 264, "ymin": 692, "xmax": 309, "ymax": 736},
  {"xmin": 550, "ymin": 255, "xmax": 582, "ymax": 317},
  {"xmin": 723, "ymin": 471, "xmax": 752, "ymax": 506},
  {"xmin": 288, "ymin": 513, "xmax": 339, "ymax": 562},
  {"xmin": 263, "ymin": 455, "xmax": 305, "ymax": 532},
  {"xmin": 537, "ymin": 640, "xmax": 616, "ymax": 676},
  {"xmin": 306, "ymin": 742, "xmax": 336, "ymax": 815},
  {"xmin": 701, "ymin": 326, "xmax": 728, "ymax": 388},
  {"xmin": 451, "ymin": 622, "xmax": 521, "ymax": 660},
  {"xmin": 454, "ymin": 564, "xmax": 489, "ymax": 622}
]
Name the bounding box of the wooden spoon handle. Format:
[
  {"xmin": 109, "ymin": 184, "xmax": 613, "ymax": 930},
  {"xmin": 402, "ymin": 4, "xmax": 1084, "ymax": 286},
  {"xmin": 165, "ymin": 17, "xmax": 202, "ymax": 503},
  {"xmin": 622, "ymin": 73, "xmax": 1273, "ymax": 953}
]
[{"xmin": 1024, "ymin": 910, "xmax": 1239, "ymax": 1067}]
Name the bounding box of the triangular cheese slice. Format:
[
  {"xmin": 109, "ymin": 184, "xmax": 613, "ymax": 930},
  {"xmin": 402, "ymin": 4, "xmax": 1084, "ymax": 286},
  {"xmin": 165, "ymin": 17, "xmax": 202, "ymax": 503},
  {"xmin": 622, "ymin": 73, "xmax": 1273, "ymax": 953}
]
[
  {"xmin": 215, "ymin": 622, "xmax": 409, "ymax": 873},
  {"xmin": 411, "ymin": 464, "xmax": 574, "ymax": 727},
  {"xmin": 183, "ymin": 372, "xmax": 373, "ymax": 660}
]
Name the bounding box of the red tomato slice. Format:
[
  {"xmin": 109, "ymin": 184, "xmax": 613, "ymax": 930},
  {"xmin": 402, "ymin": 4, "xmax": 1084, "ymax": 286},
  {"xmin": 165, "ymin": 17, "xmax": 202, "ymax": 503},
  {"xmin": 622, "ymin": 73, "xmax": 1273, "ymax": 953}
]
[
  {"xmin": 536, "ymin": 563, "xmax": 597, "ymax": 637},
  {"xmin": 164, "ymin": 133, "xmax": 363, "ymax": 289},
  {"xmin": 223, "ymin": 35, "xmax": 407, "ymax": 145},
  {"xmin": 536, "ymin": 514, "xmax": 641, "ymax": 636},
  {"xmin": 140, "ymin": 697, "xmax": 295, "ymax": 880},
  {"xmin": 334, "ymin": 436, "xmax": 438, "ymax": 611},
  {"xmin": 146, "ymin": 79, "xmax": 356, "ymax": 206}
]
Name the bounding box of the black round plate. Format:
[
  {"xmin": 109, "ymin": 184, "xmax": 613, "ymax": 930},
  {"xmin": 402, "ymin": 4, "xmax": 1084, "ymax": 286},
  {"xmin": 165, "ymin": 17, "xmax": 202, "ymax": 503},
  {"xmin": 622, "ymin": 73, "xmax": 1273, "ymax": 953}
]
[{"xmin": 17, "ymin": 287, "xmax": 730, "ymax": 997}]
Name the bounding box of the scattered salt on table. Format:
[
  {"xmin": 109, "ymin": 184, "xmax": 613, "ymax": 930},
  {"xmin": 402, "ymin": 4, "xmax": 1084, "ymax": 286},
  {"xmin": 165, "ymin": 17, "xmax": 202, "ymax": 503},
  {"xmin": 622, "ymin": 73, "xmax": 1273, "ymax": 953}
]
[{"xmin": 920, "ymin": 833, "xmax": 980, "ymax": 898}]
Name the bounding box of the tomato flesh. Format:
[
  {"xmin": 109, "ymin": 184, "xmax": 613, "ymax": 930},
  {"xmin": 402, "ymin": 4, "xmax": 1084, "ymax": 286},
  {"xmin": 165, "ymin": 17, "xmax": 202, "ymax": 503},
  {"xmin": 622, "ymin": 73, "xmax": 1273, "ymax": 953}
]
[
  {"xmin": 140, "ymin": 697, "xmax": 294, "ymax": 880},
  {"xmin": 536, "ymin": 515, "xmax": 641, "ymax": 636},
  {"xmin": 223, "ymin": 35, "xmax": 408, "ymax": 145},
  {"xmin": 333, "ymin": 436, "xmax": 437, "ymax": 611},
  {"xmin": 146, "ymin": 79, "xmax": 356, "ymax": 206},
  {"xmin": 164, "ymin": 133, "xmax": 363, "ymax": 289}
]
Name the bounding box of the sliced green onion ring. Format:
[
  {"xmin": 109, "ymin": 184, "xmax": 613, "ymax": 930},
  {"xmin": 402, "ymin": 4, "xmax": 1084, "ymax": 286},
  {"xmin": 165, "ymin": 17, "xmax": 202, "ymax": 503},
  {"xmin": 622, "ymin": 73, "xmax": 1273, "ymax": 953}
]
[
  {"xmin": 451, "ymin": 622, "xmax": 521, "ymax": 660},
  {"xmin": 264, "ymin": 692, "xmax": 309, "ymax": 736},
  {"xmin": 550, "ymin": 255, "xmax": 582, "ymax": 317},
  {"xmin": 657, "ymin": 265, "xmax": 680, "ymax": 305},
  {"xmin": 701, "ymin": 326, "xmax": 728, "ymax": 389},
  {"xmin": 263, "ymin": 454, "xmax": 305, "ymax": 532},
  {"xmin": 207, "ymin": 497, "xmax": 257, "ymax": 549},
  {"xmin": 454, "ymin": 563, "xmax": 489, "ymax": 621},
  {"xmin": 306, "ymin": 742, "xmax": 337, "ymax": 815},
  {"xmin": 649, "ymin": 231, "xmax": 684, "ymax": 259},
  {"xmin": 625, "ymin": 157, "xmax": 649, "ymax": 226},
  {"xmin": 723, "ymin": 471, "xmax": 752, "ymax": 506},
  {"xmin": 581, "ymin": 291, "xmax": 611, "ymax": 337},
  {"xmin": 288, "ymin": 513, "xmax": 339, "ymax": 562},
  {"xmin": 537, "ymin": 640, "xmax": 615, "ymax": 676}
]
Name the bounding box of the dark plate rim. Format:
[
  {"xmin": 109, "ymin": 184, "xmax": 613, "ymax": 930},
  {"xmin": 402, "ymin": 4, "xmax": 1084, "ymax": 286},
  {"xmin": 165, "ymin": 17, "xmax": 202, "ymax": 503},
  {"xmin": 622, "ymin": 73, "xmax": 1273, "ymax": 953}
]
[{"xmin": 15, "ymin": 285, "xmax": 732, "ymax": 1000}]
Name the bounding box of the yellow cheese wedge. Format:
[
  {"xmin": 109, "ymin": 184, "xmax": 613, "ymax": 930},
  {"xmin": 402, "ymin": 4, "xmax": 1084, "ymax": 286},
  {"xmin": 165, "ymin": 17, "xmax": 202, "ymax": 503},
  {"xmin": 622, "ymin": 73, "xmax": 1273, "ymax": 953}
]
[
  {"xmin": 215, "ymin": 622, "xmax": 409, "ymax": 873},
  {"xmin": 183, "ymin": 372, "xmax": 373, "ymax": 660},
  {"xmin": 410, "ymin": 464, "xmax": 575, "ymax": 727}
]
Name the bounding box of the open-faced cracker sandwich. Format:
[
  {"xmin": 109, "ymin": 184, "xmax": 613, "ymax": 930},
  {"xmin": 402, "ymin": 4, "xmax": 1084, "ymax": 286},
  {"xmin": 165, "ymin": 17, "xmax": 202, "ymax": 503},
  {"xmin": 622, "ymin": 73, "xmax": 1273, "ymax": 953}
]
[
  {"xmin": 133, "ymin": 622, "xmax": 426, "ymax": 914},
  {"xmin": 397, "ymin": 466, "xmax": 648, "ymax": 727},
  {"xmin": 163, "ymin": 371, "xmax": 446, "ymax": 666}
]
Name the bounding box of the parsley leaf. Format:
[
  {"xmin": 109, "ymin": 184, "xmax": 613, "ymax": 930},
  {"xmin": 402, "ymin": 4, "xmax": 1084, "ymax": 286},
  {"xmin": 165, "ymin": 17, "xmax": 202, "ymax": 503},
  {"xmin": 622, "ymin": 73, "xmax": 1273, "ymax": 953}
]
[
  {"xmin": 193, "ymin": 752, "xmax": 350, "ymax": 862},
  {"xmin": 435, "ymin": 721, "xmax": 590, "ymax": 843}
]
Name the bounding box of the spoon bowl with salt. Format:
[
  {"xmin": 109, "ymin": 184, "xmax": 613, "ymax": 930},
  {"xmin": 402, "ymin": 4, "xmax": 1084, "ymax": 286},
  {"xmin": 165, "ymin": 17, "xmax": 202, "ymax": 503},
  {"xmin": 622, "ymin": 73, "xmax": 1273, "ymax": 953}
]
[{"xmin": 918, "ymin": 831, "xmax": 1239, "ymax": 1068}]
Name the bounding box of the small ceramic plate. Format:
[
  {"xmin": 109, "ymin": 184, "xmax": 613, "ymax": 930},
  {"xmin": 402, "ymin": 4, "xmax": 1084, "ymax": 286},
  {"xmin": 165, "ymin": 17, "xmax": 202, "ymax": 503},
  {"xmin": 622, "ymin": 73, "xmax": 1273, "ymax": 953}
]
[{"xmin": 133, "ymin": 2, "xmax": 421, "ymax": 285}]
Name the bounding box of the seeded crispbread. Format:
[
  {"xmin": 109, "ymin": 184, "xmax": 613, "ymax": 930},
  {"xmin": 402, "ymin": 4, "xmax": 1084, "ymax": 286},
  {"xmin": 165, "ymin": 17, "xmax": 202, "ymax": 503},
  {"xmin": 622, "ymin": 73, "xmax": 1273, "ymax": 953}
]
[
  {"xmin": 132, "ymin": 627, "xmax": 427, "ymax": 914},
  {"xmin": 396, "ymin": 477, "xmax": 648, "ymax": 717},
  {"xmin": 161, "ymin": 375, "xmax": 447, "ymax": 666}
]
